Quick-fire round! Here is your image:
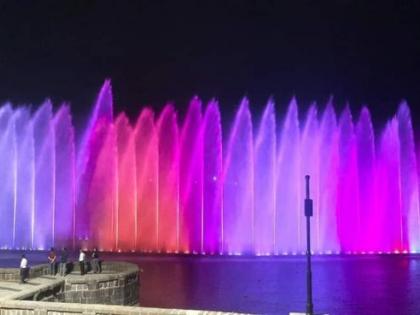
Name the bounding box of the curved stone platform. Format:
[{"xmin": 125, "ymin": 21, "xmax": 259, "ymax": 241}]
[
  {"xmin": 62, "ymin": 261, "xmax": 139, "ymax": 305},
  {"xmin": 0, "ymin": 261, "xmax": 244, "ymax": 315},
  {"xmin": 0, "ymin": 261, "xmax": 139, "ymax": 305}
]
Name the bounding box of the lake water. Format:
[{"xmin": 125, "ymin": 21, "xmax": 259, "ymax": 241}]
[{"xmin": 1, "ymin": 251, "xmax": 419, "ymax": 315}]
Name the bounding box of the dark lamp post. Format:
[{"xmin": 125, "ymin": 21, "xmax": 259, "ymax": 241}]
[
  {"xmin": 304, "ymin": 175, "xmax": 314, "ymax": 315},
  {"xmin": 290, "ymin": 175, "xmax": 328, "ymax": 315}
]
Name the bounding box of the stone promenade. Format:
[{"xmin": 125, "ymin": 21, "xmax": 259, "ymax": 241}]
[
  {"xmin": 0, "ymin": 262, "xmax": 246, "ymax": 315},
  {"xmin": 0, "ymin": 274, "xmax": 63, "ymax": 300}
]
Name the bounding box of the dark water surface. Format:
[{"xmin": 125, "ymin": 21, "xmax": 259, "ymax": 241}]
[{"xmin": 1, "ymin": 251, "xmax": 420, "ymax": 315}]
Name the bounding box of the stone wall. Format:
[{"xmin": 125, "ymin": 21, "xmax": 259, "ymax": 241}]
[
  {"xmin": 0, "ymin": 299, "xmax": 246, "ymax": 315},
  {"xmin": 0, "ymin": 261, "xmax": 244, "ymax": 315},
  {"xmin": 8, "ymin": 280, "xmax": 64, "ymax": 302},
  {"xmin": 61, "ymin": 262, "xmax": 139, "ymax": 305},
  {"xmin": 0, "ymin": 262, "xmax": 138, "ymax": 306},
  {"xmin": 0, "ymin": 264, "xmax": 50, "ymax": 282}
]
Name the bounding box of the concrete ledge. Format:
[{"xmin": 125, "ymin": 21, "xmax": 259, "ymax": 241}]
[
  {"xmin": 0, "ymin": 299, "xmax": 246, "ymax": 314},
  {"xmin": 62, "ymin": 262, "xmax": 139, "ymax": 305},
  {"xmin": 0, "ymin": 264, "xmax": 50, "ymax": 282},
  {"xmin": 0, "ymin": 279, "xmax": 64, "ymax": 301},
  {"xmin": 0, "ymin": 262, "xmax": 139, "ymax": 305},
  {"xmin": 0, "ymin": 261, "xmax": 242, "ymax": 315}
]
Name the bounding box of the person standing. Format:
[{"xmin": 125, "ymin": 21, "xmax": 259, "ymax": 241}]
[
  {"xmin": 91, "ymin": 248, "xmax": 100, "ymax": 273},
  {"xmin": 59, "ymin": 247, "xmax": 68, "ymax": 276},
  {"xmin": 48, "ymin": 247, "xmax": 57, "ymax": 275},
  {"xmin": 79, "ymin": 249, "xmax": 86, "ymax": 275},
  {"xmin": 20, "ymin": 254, "xmax": 29, "ymax": 283}
]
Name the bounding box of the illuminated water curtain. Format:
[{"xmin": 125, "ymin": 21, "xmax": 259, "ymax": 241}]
[{"xmin": 0, "ymin": 80, "xmax": 419, "ymax": 255}]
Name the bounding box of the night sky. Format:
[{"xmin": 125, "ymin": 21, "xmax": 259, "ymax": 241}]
[{"xmin": 0, "ymin": 0, "xmax": 419, "ymax": 132}]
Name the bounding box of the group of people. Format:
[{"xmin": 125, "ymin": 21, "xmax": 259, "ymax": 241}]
[
  {"xmin": 19, "ymin": 247, "xmax": 102, "ymax": 284},
  {"xmin": 48, "ymin": 247, "xmax": 102, "ymax": 276},
  {"xmin": 47, "ymin": 247, "xmax": 69, "ymax": 276},
  {"xmin": 78, "ymin": 248, "xmax": 101, "ymax": 275}
]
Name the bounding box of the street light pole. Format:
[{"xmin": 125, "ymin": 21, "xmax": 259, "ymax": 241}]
[
  {"xmin": 290, "ymin": 175, "xmax": 327, "ymax": 315},
  {"xmin": 304, "ymin": 175, "xmax": 314, "ymax": 315}
]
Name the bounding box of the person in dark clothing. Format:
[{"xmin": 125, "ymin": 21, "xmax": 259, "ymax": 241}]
[
  {"xmin": 48, "ymin": 247, "xmax": 57, "ymax": 275},
  {"xmin": 91, "ymin": 248, "xmax": 101, "ymax": 273},
  {"xmin": 59, "ymin": 247, "xmax": 68, "ymax": 276}
]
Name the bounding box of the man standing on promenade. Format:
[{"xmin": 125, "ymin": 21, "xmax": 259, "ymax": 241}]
[
  {"xmin": 79, "ymin": 249, "xmax": 86, "ymax": 275},
  {"xmin": 59, "ymin": 247, "xmax": 68, "ymax": 276},
  {"xmin": 19, "ymin": 254, "xmax": 29, "ymax": 284},
  {"xmin": 48, "ymin": 247, "xmax": 57, "ymax": 275},
  {"xmin": 91, "ymin": 248, "xmax": 101, "ymax": 273}
]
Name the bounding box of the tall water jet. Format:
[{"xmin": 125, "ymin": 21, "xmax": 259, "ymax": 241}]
[
  {"xmin": 135, "ymin": 108, "xmax": 158, "ymax": 251},
  {"xmin": 300, "ymin": 104, "xmax": 320, "ymax": 251},
  {"xmin": 76, "ymin": 83, "xmax": 117, "ymax": 251},
  {"xmin": 276, "ymin": 99, "xmax": 301, "ymax": 253},
  {"xmin": 116, "ymin": 113, "xmax": 137, "ymax": 251},
  {"xmin": 157, "ymin": 105, "xmax": 179, "ymax": 252},
  {"xmin": 179, "ymin": 97, "xmax": 203, "ymax": 253},
  {"xmin": 376, "ymin": 119, "xmax": 403, "ymax": 251},
  {"xmin": 14, "ymin": 108, "xmax": 34, "ymax": 249},
  {"xmin": 397, "ymin": 102, "xmax": 420, "ymax": 251},
  {"xmin": 202, "ymin": 101, "xmax": 223, "ymax": 254},
  {"xmin": 355, "ymin": 107, "xmax": 376, "ymax": 251},
  {"xmin": 0, "ymin": 105, "xmax": 16, "ymax": 248},
  {"xmin": 32, "ymin": 101, "xmax": 55, "ymax": 249},
  {"xmin": 318, "ymin": 101, "xmax": 339, "ymax": 252},
  {"xmin": 76, "ymin": 81, "xmax": 113, "ymax": 242},
  {"xmin": 254, "ymin": 101, "xmax": 276, "ymax": 255},
  {"xmin": 336, "ymin": 106, "xmax": 360, "ymax": 252},
  {"xmin": 223, "ymin": 99, "xmax": 254, "ymax": 254},
  {"xmin": 53, "ymin": 105, "xmax": 75, "ymax": 249},
  {"xmin": 76, "ymin": 80, "xmax": 113, "ymax": 185}
]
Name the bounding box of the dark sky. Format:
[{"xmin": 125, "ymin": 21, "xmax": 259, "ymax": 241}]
[{"xmin": 0, "ymin": 0, "xmax": 419, "ymax": 131}]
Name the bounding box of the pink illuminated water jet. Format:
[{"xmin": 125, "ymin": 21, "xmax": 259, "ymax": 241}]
[{"xmin": 0, "ymin": 80, "xmax": 419, "ymax": 255}]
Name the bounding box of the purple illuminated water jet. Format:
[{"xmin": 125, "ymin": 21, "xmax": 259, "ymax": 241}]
[{"xmin": 0, "ymin": 81, "xmax": 418, "ymax": 255}]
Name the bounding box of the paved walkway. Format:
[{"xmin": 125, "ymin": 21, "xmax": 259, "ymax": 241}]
[
  {"xmin": 0, "ymin": 271, "xmax": 110, "ymax": 301},
  {"xmin": 0, "ymin": 275, "xmax": 62, "ymax": 300}
]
